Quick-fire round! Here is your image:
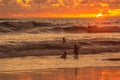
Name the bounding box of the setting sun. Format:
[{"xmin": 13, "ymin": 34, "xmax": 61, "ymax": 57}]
[{"xmin": 96, "ymin": 13, "xmax": 104, "ymax": 18}]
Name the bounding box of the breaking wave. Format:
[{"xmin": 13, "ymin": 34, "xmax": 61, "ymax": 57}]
[{"xmin": 0, "ymin": 20, "xmax": 120, "ymax": 33}]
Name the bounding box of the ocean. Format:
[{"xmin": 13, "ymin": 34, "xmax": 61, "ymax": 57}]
[
  {"xmin": 0, "ymin": 17, "xmax": 120, "ymax": 34},
  {"xmin": 0, "ymin": 18, "xmax": 120, "ymax": 72}
]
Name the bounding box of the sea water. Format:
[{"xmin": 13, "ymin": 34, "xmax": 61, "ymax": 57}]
[{"xmin": 0, "ymin": 18, "xmax": 120, "ymax": 71}]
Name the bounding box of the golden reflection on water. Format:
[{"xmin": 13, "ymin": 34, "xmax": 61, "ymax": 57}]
[{"xmin": 0, "ymin": 67, "xmax": 120, "ymax": 80}]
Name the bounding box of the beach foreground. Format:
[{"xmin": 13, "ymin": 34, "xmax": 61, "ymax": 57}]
[{"xmin": 0, "ymin": 67, "xmax": 120, "ymax": 80}]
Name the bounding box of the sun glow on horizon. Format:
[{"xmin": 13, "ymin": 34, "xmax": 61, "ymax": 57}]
[
  {"xmin": 0, "ymin": 0, "xmax": 120, "ymax": 18},
  {"xmin": 96, "ymin": 13, "xmax": 104, "ymax": 18}
]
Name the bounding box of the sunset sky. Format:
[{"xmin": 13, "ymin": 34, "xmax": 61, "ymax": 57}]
[{"xmin": 0, "ymin": 0, "xmax": 120, "ymax": 18}]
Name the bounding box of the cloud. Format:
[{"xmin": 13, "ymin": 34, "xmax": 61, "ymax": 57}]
[
  {"xmin": 16, "ymin": 0, "xmax": 31, "ymax": 7},
  {"xmin": 0, "ymin": 0, "xmax": 120, "ymax": 18},
  {"xmin": 32, "ymin": 0, "xmax": 48, "ymax": 3}
]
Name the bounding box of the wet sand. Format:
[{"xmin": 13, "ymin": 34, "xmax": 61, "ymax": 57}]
[{"xmin": 0, "ymin": 67, "xmax": 120, "ymax": 80}]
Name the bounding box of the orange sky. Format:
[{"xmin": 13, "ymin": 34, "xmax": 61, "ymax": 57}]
[{"xmin": 0, "ymin": 0, "xmax": 120, "ymax": 18}]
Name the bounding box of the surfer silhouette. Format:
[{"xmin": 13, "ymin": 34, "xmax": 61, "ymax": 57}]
[
  {"xmin": 60, "ymin": 37, "xmax": 67, "ymax": 59},
  {"xmin": 60, "ymin": 52, "xmax": 67, "ymax": 59},
  {"xmin": 62, "ymin": 37, "xmax": 66, "ymax": 43},
  {"xmin": 74, "ymin": 44, "xmax": 79, "ymax": 59}
]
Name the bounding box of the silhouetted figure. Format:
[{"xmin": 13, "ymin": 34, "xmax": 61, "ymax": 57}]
[
  {"xmin": 74, "ymin": 45, "xmax": 79, "ymax": 59},
  {"xmin": 62, "ymin": 37, "xmax": 66, "ymax": 43},
  {"xmin": 61, "ymin": 37, "xmax": 67, "ymax": 59},
  {"xmin": 60, "ymin": 52, "xmax": 67, "ymax": 59}
]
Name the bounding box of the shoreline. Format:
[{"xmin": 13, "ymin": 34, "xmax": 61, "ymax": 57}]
[
  {"xmin": 0, "ymin": 66, "xmax": 120, "ymax": 73},
  {"xmin": 0, "ymin": 53, "xmax": 120, "ymax": 72}
]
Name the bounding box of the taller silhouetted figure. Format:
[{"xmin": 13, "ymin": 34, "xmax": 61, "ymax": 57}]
[{"xmin": 74, "ymin": 45, "xmax": 79, "ymax": 59}]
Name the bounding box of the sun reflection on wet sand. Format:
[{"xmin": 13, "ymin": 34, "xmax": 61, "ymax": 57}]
[{"xmin": 0, "ymin": 67, "xmax": 120, "ymax": 80}]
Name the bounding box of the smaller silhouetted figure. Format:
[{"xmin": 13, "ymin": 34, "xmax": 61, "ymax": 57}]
[
  {"xmin": 60, "ymin": 52, "xmax": 67, "ymax": 59},
  {"xmin": 62, "ymin": 37, "xmax": 66, "ymax": 43},
  {"xmin": 74, "ymin": 45, "xmax": 79, "ymax": 59},
  {"xmin": 61, "ymin": 37, "xmax": 67, "ymax": 59}
]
